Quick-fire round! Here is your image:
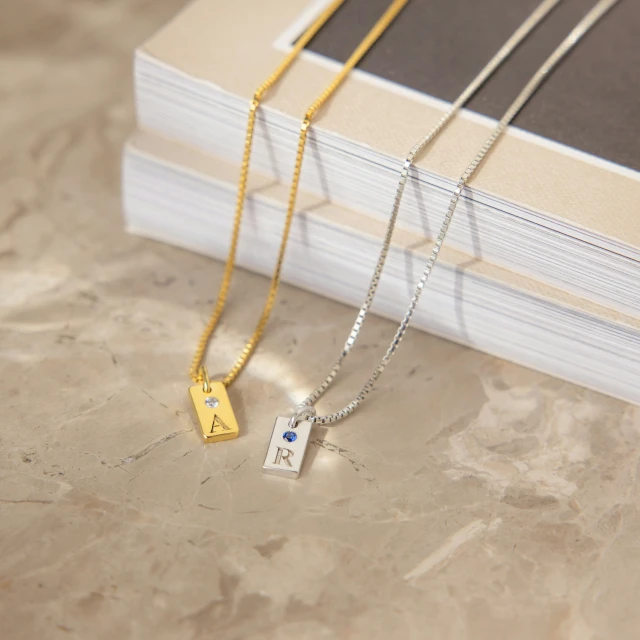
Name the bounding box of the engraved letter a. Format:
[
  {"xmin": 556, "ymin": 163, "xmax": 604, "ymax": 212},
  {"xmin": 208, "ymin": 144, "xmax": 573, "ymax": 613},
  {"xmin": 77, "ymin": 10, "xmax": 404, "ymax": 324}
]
[{"xmin": 210, "ymin": 415, "xmax": 231, "ymax": 434}]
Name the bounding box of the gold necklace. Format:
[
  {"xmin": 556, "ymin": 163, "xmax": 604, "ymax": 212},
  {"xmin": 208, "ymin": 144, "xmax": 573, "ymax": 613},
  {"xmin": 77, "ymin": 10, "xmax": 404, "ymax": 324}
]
[{"xmin": 189, "ymin": 0, "xmax": 408, "ymax": 442}]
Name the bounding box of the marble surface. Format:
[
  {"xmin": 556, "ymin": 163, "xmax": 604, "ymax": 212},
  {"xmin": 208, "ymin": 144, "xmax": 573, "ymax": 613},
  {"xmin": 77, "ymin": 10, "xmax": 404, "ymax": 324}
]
[{"xmin": 2, "ymin": 1, "xmax": 640, "ymax": 638}]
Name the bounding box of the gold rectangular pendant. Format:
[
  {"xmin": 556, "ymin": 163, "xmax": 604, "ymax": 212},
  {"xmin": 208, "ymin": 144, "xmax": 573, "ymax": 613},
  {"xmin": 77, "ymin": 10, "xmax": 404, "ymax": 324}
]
[{"xmin": 188, "ymin": 381, "xmax": 239, "ymax": 443}]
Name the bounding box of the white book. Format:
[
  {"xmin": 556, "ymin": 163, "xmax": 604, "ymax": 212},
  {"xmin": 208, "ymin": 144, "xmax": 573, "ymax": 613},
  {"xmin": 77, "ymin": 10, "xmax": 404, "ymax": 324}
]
[
  {"xmin": 124, "ymin": 0, "xmax": 640, "ymax": 405},
  {"xmin": 122, "ymin": 131, "xmax": 640, "ymax": 406}
]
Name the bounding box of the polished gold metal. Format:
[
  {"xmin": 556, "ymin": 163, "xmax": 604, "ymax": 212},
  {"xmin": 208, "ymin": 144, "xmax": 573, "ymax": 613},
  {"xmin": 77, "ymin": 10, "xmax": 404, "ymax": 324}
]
[
  {"xmin": 222, "ymin": 0, "xmax": 408, "ymax": 388},
  {"xmin": 189, "ymin": 377, "xmax": 239, "ymax": 443},
  {"xmin": 189, "ymin": 0, "xmax": 407, "ymax": 440},
  {"xmin": 200, "ymin": 365, "xmax": 211, "ymax": 393},
  {"xmin": 189, "ymin": 0, "xmax": 347, "ymax": 386}
]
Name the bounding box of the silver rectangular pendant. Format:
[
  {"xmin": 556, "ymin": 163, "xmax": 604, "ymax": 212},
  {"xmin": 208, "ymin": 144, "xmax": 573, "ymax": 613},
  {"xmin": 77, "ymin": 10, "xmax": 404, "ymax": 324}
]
[{"xmin": 262, "ymin": 416, "xmax": 312, "ymax": 479}]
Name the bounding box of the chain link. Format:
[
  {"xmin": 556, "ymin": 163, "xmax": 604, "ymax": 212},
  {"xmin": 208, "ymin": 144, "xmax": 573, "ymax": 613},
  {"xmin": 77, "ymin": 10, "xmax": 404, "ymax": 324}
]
[
  {"xmin": 301, "ymin": 0, "xmax": 619, "ymax": 425},
  {"xmin": 189, "ymin": 0, "xmax": 347, "ymax": 384},
  {"xmin": 222, "ymin": 0, "xmax": 408, "ymax": 386},
  {"xmin": 191, "ymin": 0, "xmax": 408, "ymax": 386}
]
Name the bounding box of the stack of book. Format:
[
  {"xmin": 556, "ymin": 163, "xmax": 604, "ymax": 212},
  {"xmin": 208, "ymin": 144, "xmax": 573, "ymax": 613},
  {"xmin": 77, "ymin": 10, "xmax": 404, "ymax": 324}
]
[{"xmin": 122, "ymin": 0, "xmax": 640, "ymax": 405}]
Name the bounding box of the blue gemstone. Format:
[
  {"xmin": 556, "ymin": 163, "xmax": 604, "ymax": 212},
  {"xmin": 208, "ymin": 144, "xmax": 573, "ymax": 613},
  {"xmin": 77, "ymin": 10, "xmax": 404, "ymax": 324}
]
[{"xmin": 282, "ymin": 431, "xmax": 297, "ymax": 443}]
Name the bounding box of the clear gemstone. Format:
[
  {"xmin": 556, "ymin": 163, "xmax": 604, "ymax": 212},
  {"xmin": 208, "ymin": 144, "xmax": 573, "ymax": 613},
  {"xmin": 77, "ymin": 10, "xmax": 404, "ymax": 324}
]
[{"xmin": 205, "ymin": 397, "xmax": 219, "ymax": 408}]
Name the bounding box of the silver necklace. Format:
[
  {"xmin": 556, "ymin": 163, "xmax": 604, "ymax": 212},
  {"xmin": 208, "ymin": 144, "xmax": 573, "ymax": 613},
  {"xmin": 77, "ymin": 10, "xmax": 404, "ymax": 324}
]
[{"xmin": 263, "ymin": 0, "xmax": 621, "ymax": 479}]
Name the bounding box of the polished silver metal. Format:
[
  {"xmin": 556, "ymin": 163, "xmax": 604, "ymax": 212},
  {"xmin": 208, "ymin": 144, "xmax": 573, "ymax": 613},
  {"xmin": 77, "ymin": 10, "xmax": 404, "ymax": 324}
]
[
  {"xmin": 293, "ymin": 0, "xmax": 620, "ymax": 426},
  {"xmin": 263, "ymin": 417, "xmax": 313, "ymax": 479},
  {"xmin": 288, "ymin": 404, "xmax": 317, "ymax": 429}
]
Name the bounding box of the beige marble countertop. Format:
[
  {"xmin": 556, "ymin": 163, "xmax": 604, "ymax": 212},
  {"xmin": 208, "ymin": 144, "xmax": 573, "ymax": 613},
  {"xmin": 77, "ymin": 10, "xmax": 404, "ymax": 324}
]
[{"xmin": 2, "ymin": 1, "xmax": 639, "ymax": 638}]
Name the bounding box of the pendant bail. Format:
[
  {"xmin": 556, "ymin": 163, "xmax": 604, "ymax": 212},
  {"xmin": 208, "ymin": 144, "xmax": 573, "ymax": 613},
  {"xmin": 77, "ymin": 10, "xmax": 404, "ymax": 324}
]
[
  {"xmin": 200, "ymin": 366, "xmax": 212, "ymax": 394},
  {"xmin": 288, "ymin": 404, "xmax": 316, "ymax": 429}
]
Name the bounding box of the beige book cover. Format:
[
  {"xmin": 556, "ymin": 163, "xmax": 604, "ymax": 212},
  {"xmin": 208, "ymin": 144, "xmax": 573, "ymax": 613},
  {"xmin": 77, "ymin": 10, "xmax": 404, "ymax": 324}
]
[{"xmin": 140, "ymin": 0, "xmax": 640, "ymax": 250}]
